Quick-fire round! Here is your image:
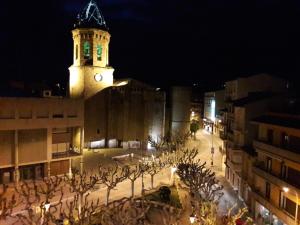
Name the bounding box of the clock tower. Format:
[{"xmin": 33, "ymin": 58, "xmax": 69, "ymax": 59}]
[{"xmin": 69, "ymin": 0, "xmax": 114, "ymax": 99}]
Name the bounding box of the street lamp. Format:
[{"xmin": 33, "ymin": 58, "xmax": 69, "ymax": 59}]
[
  {"xmin": 171, "ymin": 167, "xmax": 177, "ymax": 185},
  {"xmin": 189, "ymin": 214, "xmax": 196, "ymax": 224},
  {"xmin": 283, "ymin": 187, "xmax": 298, "ymax": 224},
  {"xmin": 211, "ymin": 124, "xmax": 214, "ymax": 167},
  {"xmin": 41, "ymin": 201, "xmax": 50, "ymax": 225}
]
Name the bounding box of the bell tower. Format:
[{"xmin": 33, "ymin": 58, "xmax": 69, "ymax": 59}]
[{"xmin": 69, "ymin": 0, "xmax": 114, "ymax": 99}]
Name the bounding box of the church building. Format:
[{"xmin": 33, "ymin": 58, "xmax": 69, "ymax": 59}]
[{"xmin": 69, "ymin": 0, "xmax": 166, "ymax": 149}]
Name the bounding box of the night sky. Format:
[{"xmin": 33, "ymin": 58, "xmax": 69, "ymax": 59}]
[{"xmin": 1, "ymin": 0, "xmax": 300, "ymax": 90}]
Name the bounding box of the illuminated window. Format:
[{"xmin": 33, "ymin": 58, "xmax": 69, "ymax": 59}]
[
  {"xmin": 83, "ymin": 42, "xmax": 90, "ymax": 59},
  {"xmin": 97, "ymin": 45, "xmax": 102, "ymax": 61},
  {"xmin": 75, "ymin": 45, "xmax": 78, "ymax": 59}
]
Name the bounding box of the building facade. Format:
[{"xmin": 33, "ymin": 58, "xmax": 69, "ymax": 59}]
[
  {"xmin": 0, "ymin": 97, "xmax": 84, "ymax": 184},
  {"xmin": 69, "ymin": 1, "xmax": 114, "ymax": 99},
  {"xmin": 170, "ymin": 86, "xmax": 192, "ymax": 135},
  {"xmin": 223, "ymin": 74, "xmax": 287, "ymax": 212},
  {"xmin": 203, "ymin": 89, "xmax": 225, "ymax": 135},
  {"xmin": 69, "ymin": 1, "xmax": 166, "ymax": 149},
  {"xmin": 84, "ymin": 79, "xmax": 166, "ymax": 149},
  {"xmin": 251, "ymin": 112, "xmax": 300, "ymax": 225}
]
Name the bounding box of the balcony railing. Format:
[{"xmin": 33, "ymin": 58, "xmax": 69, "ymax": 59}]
[
  {"xmin": 226, "ymin": 159, "xmax": 242, "ymax": 172},
  {"xmin": 251, "ymin": 188, "xmax": 297, "ymax": 225},
  {"xmin": 253, "ymin": 164, "xmax": 300, "ymax": 193},
  {"xmin": 52, "ymin": 149, "xmax": 81, "ymax": 159},
  {"xmin": 253, "ymin": 140, "xmax": 300, "ymax": 164}
]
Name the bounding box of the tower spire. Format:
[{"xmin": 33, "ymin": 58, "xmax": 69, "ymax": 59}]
[{"xmin": 75, "ymin": 0, "xmax": 108, "ymax": 30}]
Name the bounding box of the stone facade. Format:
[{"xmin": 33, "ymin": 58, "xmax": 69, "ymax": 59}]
[
  {"xmin": 84, "ymin": 79, "xmax": 166, "ymax": 148},
  {"xmin": 69, "ymin": 28, "xmax": 114, "ymax": 99},
  {"xmin": 170, "ymin": 86, "xmax": 191, "ymax": 135}
]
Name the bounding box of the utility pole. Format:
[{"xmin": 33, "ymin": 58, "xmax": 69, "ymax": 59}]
[{"xmin": 211, "ymin": 122, "xmax": 214, "ymax": 167}]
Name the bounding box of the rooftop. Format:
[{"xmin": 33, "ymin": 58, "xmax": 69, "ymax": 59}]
[
  {"xmin": 232, "ymin": 92, "xmax": 275, "ymax": 106},
  {"xmin": 74, "ymin": 0, "xmax": 108, "ymax": 30}
]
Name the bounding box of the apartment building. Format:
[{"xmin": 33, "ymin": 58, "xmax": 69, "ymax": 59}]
[
  {"xmin": 223, "ymin": 74, "xmax": 287, "ymax": 207},
  {"xmin": 251, "ymin": 112, "xmax": 300, "ymax": 225},
  {"xmin": 0, "ymin": 97, "xmax": 84, "ymax": 184},
  {"xmin": 225, "ymin": 93, "xmax": 282, "ymax": 203}
]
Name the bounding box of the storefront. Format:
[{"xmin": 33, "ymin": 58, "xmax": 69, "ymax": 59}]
[
  {"xmin": 19, "ymin": 163, "xmax": 44, "ymax": 181},
  {"xmin": 0, "ymin": 167, "xmax": 14, "ymax": 184},
  {"xmin": 203, "ymin": 118, "xmax": 214, "ymax": 133},
  {"xmin": 255, "ymin": 202, "xmax": 286, "ymax": 225}
]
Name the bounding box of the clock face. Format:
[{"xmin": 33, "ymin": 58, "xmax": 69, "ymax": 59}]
[{"xmin": 94, "ymin": 74, "xmax": 102, "ymax": 82}]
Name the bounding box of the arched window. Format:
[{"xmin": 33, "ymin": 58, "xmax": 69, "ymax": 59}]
[
  {"xmin": 75, "ymin": 45, "xmax": 78, "ymax": 60},
  {"xmin": 97, "ymin": 44, "xmax": 102, "ymax": 61},
  {"xmin": 83, "ymin": 42, "xmax": 90, "ymax": 59}
]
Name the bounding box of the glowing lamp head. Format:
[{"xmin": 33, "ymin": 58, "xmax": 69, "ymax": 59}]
[
  {"xmin": 283, "ymin": 187, "xmax": 289, "ymax": 193},
  {"xmin": 189, "ymin": 215, "xmax": 196, "ymax": 223},
  {"xmin": 171, "ymin": 167, "xmax": 177, "ymax": 174},
  {"xmin": 44, "ymin": 202, "xmax": 51, "ymax": 212}
]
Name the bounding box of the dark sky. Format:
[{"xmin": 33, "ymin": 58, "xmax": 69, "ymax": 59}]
[{"xmin": 1, "ymin": 0, "xmax": 300, "ymax": 89}]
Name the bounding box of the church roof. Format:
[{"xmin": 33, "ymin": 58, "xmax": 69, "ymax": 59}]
[{"xmin": 74, "ymin": 0, "xmax": 108, "ymax": 30}]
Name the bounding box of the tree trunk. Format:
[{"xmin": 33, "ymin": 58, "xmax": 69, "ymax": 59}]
[
  {"xmin": 141, "ymin": 173, "xmax": 145, "ymax": 196},
  {"xmin": 106, "ymin": 188, "xmax": 111, "ymax": 205},
  {"xmin": 79, "ymin": 193, "xmax": 83, "ymax": 216},
  {"xmin": 131, "ymin": 180, "xmax": 135, "ymax": 198},
  {"xmin": 151, "ymin": 175, "xmax": 154, "ymax": 189}
]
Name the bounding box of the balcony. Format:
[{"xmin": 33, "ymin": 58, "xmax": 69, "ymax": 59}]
[
  {"xmin": 253, "ymin": 140, "xmax": 300, "ymax": 164},
  {"xmin": 233, "ymin": 123, "xmax": 243, "ymax": 133},
  {"xmin": 227, "ymin": 131, "xmax": 234, "ymax": 142},
  {"xmin": 251, "ymin": 188, "xmax": 297, "ymax": 225},
  {"xmin": 228, "ymin": 112, "xmax": 234, "ymax": 120},
  {"xmin": 253, "ymin": 165, "xmax": 300, "ymax": 194},
  {"xmin": 52, "ymin": 149, "xmax": 82, "ymax": 159},
  {"xmin": 226, "ymin": 159, "xmax": 242, "ymax": 172}
]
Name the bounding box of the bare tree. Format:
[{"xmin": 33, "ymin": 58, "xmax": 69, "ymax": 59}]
[
  {"xmin": 98, "ymin": 197, "xmax": 151, "ymax": 225},
  {"xmin": 98, "ymin": 164, "xmax": 129, "ymax": 205},
  {"xmin": 55, "ymin": 192, "xmax": 101, "ymax": 225},
  {"xmin": 12, "ymin": 176, "xmax": 64, "ymax": 225},
  {"xmin": 148, "ymin": 131, "xmax": 190, "ymax": 154},
  {"xmin": 176, "ymin": 160, "xmax": 223, "ymax": 202},
  {"xmin": 64, "ymin": 170, "xmax": 99, "ymax": 221},
  {"xmin": 145, "ymin": 159, "xmax": 165, "ymax": 189},
  {"xmin": 0, "ymin": 184, "xmax": 17, "ymax": 221},
  {"xmin": 127, "ymin": 164, "xmax": 143, "ymax": 198}
]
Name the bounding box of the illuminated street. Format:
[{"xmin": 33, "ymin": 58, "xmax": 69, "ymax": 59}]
[
  {"xmin": 72, "ymin": 128, "xmax": 242, "ymax": 216},
  {"xmin": 1, "ymin": 129, "xmax": 244, "ymax": 225}
]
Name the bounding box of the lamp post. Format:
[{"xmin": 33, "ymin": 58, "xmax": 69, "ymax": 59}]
[
  {"xmin": 189, "ymin": 214, "xmax": 196, "ymax": 224},
  {"xmin": 211, "ymin": 122, "xmax": 214, "ymax": 167},
  {"xmin": 283, "ymin": 187, "xmax": 298, "ymax": 224},
  {"xmin": 41, "ymin": 201, "xmax": 50, "ymax": 225},
  {"xmin": 171, "ymin": 167, "xmax": 177, "ymax": 185}
]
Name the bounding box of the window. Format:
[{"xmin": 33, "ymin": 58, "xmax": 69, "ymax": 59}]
[
  {"xmin": 83, "ymin": 42, "xmax": 90, "ymax": 59},
  {"xmin": 267, "ymin": 129, "xmax": 273, "ymax": 144},
  {"xmin": 281, "ymin": 196, "xmax": 299, "ymax": 218},
  {"xmin": 281, "ymin": 163, "xmax": 287, "ymax": 179},
  {"xmin": 281, "ymin": 132, "xmax": 289, "ymax": 148},
  {"xmin": 76, "ymin": 45, "xmax": 78, "ymax": 60},
  {"xmin": 97, "ymin": 44, "xmax": 102, "ymax": 61},
  {"xmin": 266, "ymin": 157, "xmax": 272, "ymax": 172},
  {"xmin": 265, "ymin": 182, "xmax": 270, "ymax": 200}
]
